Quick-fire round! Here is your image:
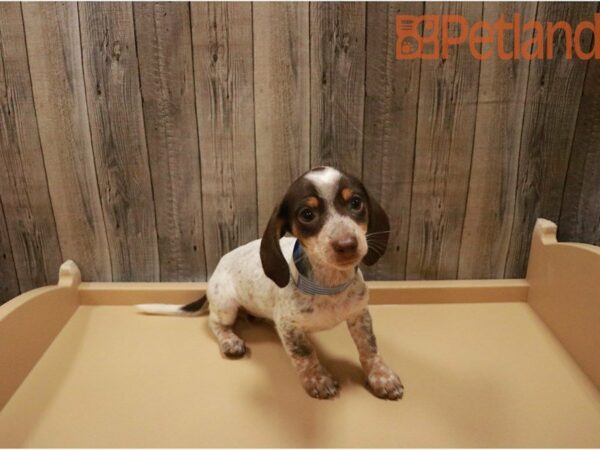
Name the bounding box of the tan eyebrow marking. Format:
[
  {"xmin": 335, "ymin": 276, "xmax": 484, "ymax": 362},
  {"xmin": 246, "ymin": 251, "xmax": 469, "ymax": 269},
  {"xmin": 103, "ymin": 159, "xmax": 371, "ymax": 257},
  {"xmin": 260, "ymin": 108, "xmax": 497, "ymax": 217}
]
[
  {"xmin": 305, "ymin": 196, "xmax": 319, "ymax": 208},
  {"xmin": 341, "ymin": 188, "xmax": 353, "ymax": 201}
]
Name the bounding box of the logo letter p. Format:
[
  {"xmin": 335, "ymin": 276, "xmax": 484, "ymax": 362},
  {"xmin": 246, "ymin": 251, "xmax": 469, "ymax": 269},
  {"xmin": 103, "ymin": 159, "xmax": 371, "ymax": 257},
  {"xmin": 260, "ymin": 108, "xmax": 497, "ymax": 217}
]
[{"xmin": 442, "ymin": 15, "xmax": 468, "ymax": 58}]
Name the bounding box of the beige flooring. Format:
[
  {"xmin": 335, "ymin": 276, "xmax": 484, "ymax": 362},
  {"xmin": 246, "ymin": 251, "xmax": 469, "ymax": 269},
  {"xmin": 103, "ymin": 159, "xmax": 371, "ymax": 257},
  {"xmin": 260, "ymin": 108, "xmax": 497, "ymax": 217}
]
[{"xmin": 1, "ymin": 302, "xmax": 599, "ymax": 447}]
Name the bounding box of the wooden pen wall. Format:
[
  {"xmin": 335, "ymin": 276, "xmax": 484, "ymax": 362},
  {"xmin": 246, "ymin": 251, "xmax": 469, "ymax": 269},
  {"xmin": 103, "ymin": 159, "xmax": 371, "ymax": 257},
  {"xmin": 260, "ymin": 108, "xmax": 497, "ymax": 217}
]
[{"xmin": 1, "ymin": 2, "xmax": 599, "ymax": 303}]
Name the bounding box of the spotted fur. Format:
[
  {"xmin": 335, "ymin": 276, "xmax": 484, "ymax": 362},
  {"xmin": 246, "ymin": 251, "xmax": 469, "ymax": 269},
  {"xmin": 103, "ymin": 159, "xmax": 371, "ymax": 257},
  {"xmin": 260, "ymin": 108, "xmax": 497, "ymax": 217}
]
[
  {"xmin": 348, "ymin": 309, "xmax": 404, "ymax": 399},
  {"xmin": 137, "ymin": 166, "xmax": 402, "ymax": 400}
]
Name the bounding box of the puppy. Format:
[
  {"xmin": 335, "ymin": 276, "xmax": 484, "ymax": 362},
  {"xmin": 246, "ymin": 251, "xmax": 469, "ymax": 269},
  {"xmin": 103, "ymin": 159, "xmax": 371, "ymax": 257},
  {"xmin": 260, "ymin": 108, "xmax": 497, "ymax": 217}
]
[{"xmin": 137, "ymin": 166, "xmax": 403, "ymax": 400}]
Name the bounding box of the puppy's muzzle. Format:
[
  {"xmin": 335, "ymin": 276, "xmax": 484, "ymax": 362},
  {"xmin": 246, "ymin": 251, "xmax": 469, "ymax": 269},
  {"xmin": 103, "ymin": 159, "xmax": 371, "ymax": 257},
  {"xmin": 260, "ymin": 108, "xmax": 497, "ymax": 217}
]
[{"xmin": 331, "ymin": 235, "xmax": 359, "ymax": 263}]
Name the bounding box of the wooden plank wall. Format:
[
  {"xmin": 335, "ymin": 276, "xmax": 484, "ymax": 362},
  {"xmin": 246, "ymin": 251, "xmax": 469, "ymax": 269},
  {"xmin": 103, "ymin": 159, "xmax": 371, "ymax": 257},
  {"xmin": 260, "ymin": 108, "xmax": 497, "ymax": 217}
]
[{"xmin": 1, "ymin": 2, "xmax": 599, "ymax": 303}]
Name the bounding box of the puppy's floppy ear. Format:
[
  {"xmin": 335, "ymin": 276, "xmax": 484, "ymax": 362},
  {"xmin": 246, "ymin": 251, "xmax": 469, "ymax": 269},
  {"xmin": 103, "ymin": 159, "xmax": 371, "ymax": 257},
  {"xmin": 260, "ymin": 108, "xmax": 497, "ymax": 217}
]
[
  {"xmin": 363, "ymin": 190, "xmax": 390, "ymax": 266},
  {"xmin": 260, "ymin": 204, "xmax": 290, "ymax": 288}
]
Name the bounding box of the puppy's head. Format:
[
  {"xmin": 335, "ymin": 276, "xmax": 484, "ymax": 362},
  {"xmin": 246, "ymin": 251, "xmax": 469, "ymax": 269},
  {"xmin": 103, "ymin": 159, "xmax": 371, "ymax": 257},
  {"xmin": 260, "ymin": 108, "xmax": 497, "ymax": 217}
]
[{"xmin": 260, "ymin": 166, "xmax": 390, "ymax": 287}]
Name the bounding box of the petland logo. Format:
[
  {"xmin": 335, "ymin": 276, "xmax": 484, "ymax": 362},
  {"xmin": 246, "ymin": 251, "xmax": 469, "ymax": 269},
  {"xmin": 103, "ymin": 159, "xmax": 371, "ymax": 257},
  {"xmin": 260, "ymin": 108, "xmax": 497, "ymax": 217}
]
[{"xmin": 396, "ymin": 14, "xmax": 600, "ymax": 60}]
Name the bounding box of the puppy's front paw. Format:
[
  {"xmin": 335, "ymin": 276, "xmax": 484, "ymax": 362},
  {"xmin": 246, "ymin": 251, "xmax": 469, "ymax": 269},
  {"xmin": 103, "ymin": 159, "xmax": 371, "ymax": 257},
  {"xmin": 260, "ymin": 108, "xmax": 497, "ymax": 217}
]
[
  {"xmin": 367, "ymin": 363, "xmax": 404, "ymax": 400},
  {"xmin": 220, "ymin": 337, "xmax": 246, "ymax": 358},
  {"xmin": 302, "ymin": 366, "xmax": 339, "ymax": 399}
]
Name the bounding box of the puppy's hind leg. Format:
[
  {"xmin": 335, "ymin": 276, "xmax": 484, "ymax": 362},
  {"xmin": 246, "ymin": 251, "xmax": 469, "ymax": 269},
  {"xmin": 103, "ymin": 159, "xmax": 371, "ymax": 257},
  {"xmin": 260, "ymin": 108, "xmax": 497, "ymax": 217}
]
[{"xmin": 208, "ymin": 298, "xmax": 246, "ymax": 358}]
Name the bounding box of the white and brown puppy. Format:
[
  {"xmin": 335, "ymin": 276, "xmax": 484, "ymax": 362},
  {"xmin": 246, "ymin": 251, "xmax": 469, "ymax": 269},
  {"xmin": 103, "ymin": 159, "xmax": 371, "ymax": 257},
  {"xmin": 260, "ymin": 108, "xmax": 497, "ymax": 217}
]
[{"xmin": 137, "ymin": 166, "xmax": 403, "ymax": 400}]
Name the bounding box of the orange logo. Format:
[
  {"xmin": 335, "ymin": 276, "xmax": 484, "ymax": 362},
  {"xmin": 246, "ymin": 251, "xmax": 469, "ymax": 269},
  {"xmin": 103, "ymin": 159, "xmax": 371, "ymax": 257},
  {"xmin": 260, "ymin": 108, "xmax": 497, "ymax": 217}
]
[{"xmin": 396, "ymin": 13, "xmax": 600, "ymax": 60}]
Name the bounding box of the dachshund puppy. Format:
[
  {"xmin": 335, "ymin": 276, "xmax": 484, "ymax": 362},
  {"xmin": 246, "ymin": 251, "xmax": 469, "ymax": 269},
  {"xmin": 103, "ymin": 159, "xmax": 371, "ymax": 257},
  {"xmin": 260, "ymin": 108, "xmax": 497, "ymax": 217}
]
[{"xmin": 137, "ymin": 166, "xmax": 403, "ymax": 400}]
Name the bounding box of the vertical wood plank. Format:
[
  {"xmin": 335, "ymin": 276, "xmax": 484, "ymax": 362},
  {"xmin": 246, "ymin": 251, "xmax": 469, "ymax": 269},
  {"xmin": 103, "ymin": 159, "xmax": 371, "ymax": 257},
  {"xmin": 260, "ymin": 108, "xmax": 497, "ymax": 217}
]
[
  {"xmin": 362, "ymin": 2, "xmax": 422, "ymax": 281},
  {"xmin": 133, "ymin": 2, "xmax": 207, "ymax": 281},
  {"xmin": 458, "ymin": 2, "xmax": 536, "ymax": 279},
  {"xmin": 79, "ymin": 2, "xmax": 159, "ymax": 281},
  {"xmin": 22, "ymin": 2, "xmax": 112, "ymax": 282},
  {"xmin": 310, "ymin": 2, "xmax": 366, "ymax": 175},
  {"xmin": 406, "ymin": 2, "xmax": 483, "ymax": 280},
  {"xmin": 254, "ymin": 3, "xmax": 310, "ymax": 232},
  {"xmin": 558, "ymin": 57, "xmax": 600, "ymax": 246},
  {"xmin": 505, "ymin": 2, "xmax": 596, "ymax": 278},
  {"xmin": 191, "ymin": 2, "xmax": 258, "ymax": 274},
  {"xmin": 0, "ymin": 3, "xmax": 62, "ymax": 290},
  {"xmin": 0, "ymin": 197, "xmax": 19, "ymax": 304}
]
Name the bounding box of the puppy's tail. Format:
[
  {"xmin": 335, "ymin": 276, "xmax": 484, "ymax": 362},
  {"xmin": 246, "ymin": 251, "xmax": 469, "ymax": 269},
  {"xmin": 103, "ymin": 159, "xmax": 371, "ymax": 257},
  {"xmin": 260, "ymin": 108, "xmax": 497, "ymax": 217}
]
[{"xmin": 135, "ymin": 295, "xmax": 208, "ymax": 316}]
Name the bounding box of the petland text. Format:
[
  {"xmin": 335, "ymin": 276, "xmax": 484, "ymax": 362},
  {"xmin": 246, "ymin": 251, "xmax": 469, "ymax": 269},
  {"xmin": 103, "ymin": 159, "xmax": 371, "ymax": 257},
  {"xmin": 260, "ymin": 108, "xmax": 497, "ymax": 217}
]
[{"xmin": 396, "ymin": 14, "xmax": 600, "ymax": 60}]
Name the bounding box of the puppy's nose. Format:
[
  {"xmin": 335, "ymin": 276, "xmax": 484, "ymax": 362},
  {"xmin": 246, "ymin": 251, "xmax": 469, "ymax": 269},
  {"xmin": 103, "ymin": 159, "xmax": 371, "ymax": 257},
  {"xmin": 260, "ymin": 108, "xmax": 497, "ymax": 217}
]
[{"xmin": 332, "ymin": 236, "xmax": 358, "ymax": 255}]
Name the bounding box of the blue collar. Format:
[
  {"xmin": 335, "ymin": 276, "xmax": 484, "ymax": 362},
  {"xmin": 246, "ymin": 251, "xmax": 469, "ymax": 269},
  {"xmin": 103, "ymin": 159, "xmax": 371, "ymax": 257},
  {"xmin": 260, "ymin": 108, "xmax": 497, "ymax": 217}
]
[{"xmin": 292, "ymin": 240, "xmax": 356, "ymax": 296}]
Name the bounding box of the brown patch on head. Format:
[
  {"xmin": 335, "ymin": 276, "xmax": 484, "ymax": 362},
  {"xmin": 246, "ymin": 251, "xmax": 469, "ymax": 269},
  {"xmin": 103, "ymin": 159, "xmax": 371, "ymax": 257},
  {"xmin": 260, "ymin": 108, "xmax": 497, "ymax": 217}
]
[
  {"xmin": 341, "ymin": 188, "xmax": 353, "ymax": 201},
  {"xmin": 333, "ymin": 175, "xmax": 368, "ymax": 224},
  {"xmin": 273, "ymin": 177, "xmax": 326, "ymax": 242}
]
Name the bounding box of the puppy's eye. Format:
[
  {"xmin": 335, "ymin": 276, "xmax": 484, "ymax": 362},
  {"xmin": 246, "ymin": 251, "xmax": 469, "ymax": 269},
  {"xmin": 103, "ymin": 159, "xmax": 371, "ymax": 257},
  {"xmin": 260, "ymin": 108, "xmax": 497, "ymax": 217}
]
[
  {"xmin": 349, "ymin": 195, "xmax": 363, "ymax": 211},
  {"xmin": 298, "ymin": 208, "xmax": 316, "ymax": 223}
]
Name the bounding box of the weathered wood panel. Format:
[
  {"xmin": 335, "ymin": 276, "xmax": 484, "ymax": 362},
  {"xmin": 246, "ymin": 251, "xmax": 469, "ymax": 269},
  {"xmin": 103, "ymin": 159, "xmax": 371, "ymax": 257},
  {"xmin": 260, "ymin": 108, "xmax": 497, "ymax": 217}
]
[
  {"xmin": 0, "ymin": 3, "xmax": 62, "ymax": 290},
  {"xmin": 0, "ymin": 1, "xmax": 598, "ymax": 295},
  {"xmin": 559, "ymin": 57, "xmax": 600, "ymax": 246},
  {"xmin": 134, "ymin": 2, "xmax": 207, "ymax": 281},
  {"xmin": 191, "ymin": 2, "xmax": 258, "ymax": 274},
  {"xmin": 22, "ymin": 2, "xmax": 112, "ymax": 282},
  {"xmin": 0, "ymin": 198, "xmax": 19, "ymax": 304},
  {"xmin": 254, "ymin": 3, "xmax": 310, "ymax": 233},
  {"xmin": 505, "ymin": 2, "xmax": 596, "ymax": 278},
  {"xmin": 79, "ymin": 2, "xmax": 159, "ymax": 281},
  {"xmin": 458, "ymin": 2, "xmax": 536, "ymax": 279},
  {"xmin": 310, "ymin": 2, "xmax": 366, "ymax": 175},
  {"xmin": 362, "ymin": 2, "xmax": 423, "ymax": 281},
  {"xmin": 406, "ymin": 2, "xmax": 483, "ymax": 280}
]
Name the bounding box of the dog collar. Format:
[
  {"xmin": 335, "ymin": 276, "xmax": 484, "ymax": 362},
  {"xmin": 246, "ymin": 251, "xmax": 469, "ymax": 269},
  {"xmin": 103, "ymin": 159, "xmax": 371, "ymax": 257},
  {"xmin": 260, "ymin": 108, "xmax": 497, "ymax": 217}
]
[{"xmin": 292, "ymin": 240, "xmax": 356, "ymax": 296}]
